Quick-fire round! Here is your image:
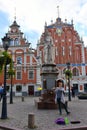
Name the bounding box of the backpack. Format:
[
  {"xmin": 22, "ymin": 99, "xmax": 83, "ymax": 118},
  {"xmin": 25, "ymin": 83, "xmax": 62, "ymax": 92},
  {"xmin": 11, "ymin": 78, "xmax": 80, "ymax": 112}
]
[{"xmin": 0, "ymin": 88, "xmax": 4, "ymax": 94}]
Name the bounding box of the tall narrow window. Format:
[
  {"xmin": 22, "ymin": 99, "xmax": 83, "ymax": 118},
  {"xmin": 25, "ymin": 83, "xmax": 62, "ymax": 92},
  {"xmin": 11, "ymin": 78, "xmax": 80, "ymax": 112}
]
[
  {"xmin": 55, "ymin": 47, "xmax": 58, "ymax": 55},
  {"xmin": 62, "ymin": 46, "xmax": 65, "ymax": 56},
  {"xmin": 29, "ymin": 70, "xmax": 34, "ymax": 79},
  {"xmin": 75, "ymin": 47, "xmax": 80, "ymax": 63},
  {"xmin": 69, "ymin": 46, "xmax": 72, "ymax": 56},
  {"xmin": 17, "ymin": 71, "xmax": 22, "ymax": 79}
]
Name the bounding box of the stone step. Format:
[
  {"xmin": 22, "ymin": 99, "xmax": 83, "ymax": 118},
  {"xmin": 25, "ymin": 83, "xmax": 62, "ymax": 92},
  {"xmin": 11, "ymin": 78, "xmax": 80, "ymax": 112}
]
[{"xmin": 0, "ymin": 124, "xmax": 23, "ymax": 130}]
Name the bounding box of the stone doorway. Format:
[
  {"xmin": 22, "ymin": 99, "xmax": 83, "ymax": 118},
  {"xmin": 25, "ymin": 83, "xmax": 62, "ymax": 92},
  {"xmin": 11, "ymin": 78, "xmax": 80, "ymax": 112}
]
[{"xmin": 28, "ymin": 85, "xmax": 34, "ymax": 95}]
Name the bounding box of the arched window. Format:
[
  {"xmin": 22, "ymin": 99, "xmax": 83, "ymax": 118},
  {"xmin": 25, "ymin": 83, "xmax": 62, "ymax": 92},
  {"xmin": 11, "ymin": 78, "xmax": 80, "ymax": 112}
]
[{"xmin": 72, "ymin": 68, "xmax": 79, "ymax": 76}]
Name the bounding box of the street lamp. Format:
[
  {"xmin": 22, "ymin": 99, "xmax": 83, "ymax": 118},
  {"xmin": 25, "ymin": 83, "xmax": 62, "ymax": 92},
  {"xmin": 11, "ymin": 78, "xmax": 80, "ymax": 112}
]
[
  {"xmin": 9, "ymin": 61, "xmax": 15, "ymax": 104},
  {"xmin": 1, "ymin": 34, "xmax": 10, "ymax": 119},
  {"xmin": 66, "ymin": 62, "xmax": 71, "ymax": 101},
  {"xmin": 10, "ymin": 72, "xmax": 13, "ymax": 104}
]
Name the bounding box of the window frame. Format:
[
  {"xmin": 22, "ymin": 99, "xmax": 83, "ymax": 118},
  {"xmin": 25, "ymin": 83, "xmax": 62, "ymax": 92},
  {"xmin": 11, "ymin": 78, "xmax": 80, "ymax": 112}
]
[
  {"xmin": 16, "ymin": 85, "xmax": 22, "ymax": 92},
  {"xmin": 16, "ymin": 71, "xmax": 22, "ymax": 80},
  {"xmin": 28, "ymin": 70, "xmax": 34, "ymax": 79}
]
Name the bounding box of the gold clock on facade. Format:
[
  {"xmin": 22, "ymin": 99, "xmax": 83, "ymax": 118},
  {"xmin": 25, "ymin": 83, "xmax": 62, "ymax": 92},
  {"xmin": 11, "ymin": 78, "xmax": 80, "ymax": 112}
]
[{"xmin": 56, "ymin": 27, "xmax": 62, "ymax": 36}]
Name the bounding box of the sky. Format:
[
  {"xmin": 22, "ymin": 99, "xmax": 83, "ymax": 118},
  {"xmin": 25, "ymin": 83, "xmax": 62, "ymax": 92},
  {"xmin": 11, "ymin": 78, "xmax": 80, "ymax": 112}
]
[{"xmin": 0, "ymin": 0, "xmax": 87, "ymax": 48}]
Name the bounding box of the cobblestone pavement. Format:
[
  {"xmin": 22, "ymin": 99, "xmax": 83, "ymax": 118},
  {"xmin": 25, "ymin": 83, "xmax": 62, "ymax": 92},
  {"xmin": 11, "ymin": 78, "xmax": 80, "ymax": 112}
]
[{"xmin": 0, "ymin": 96, "xmax": 87, "ymax": 130}]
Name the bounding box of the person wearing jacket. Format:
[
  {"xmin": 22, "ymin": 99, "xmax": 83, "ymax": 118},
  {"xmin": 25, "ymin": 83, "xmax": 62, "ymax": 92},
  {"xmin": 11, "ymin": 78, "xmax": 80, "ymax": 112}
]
[
  {"xmin": 0, "ymin": 86, "xmax": 4, "ymax": 101},
  {"xmin": 55, "ymin": 80, "xmax": 70, "ymax": 115}
]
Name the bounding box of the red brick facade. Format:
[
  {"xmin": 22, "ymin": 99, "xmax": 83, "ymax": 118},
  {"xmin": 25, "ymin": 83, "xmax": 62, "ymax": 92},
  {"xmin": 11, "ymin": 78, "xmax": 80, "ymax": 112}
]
[{"xmin": 37, "ymin": 17, "xmax": 87, "ymax": 94}]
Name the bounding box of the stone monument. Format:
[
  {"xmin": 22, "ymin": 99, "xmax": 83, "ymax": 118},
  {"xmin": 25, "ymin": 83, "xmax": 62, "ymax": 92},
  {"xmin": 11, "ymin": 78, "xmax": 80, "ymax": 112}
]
[
  {"xmin": 41, "ymin": 30, "xmax": 58, "ymax": 90},
  {"xmin": 35, "ymin": 30, "xmax": 59, "ymax": 109}
]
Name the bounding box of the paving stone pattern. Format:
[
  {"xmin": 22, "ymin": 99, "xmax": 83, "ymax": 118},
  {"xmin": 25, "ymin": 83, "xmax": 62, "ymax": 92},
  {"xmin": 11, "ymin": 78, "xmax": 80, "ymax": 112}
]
[{"xmin": 0, "ymin": 96, "xmax": 87, "ymax": 130}]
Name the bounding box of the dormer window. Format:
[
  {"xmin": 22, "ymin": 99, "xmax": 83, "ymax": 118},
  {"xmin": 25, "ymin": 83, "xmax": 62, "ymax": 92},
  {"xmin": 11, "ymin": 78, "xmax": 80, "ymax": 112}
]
[
  {"xmin": 10, "ymin": 39, "xmax": 14, "ymax": 46},
  {"xmin": 14, "ymin": 38, "xmax": 19, "ymax": 46}
]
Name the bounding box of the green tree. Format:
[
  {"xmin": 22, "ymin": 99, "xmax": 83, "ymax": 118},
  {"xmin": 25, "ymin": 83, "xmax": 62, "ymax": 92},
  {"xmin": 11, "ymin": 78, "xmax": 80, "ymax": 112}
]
[
  {"xmin": 64, "ymin": 69, "xmax": 72, "ymax": 79},
  {"xmin": 64, "ymin": 69, "xmax": 72, "ymax": 101},
  {"xmin": 0, "ymin": 51, "xmax": 12, "ymax": 73}
]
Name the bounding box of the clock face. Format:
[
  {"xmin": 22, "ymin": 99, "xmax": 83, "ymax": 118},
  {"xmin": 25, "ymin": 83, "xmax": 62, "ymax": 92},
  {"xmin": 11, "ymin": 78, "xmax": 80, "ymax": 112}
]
[
  {"xmin": 56, "ymin": 27, "xmax": 62, "ymax": 36},
  {"xmin": 12, "ymin": 28, "xmax": 16, "ymax": 32}
]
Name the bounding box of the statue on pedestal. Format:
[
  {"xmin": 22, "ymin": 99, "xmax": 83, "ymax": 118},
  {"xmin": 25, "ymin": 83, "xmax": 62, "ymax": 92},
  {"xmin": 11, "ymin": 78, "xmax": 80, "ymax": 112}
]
[
  {"xmin": 35, "ymin": 30, "xmax": 59, "ymax": 109},
  {"xmin": 44, "ymin": 31, "xmax": 55, "ymax": 64}
]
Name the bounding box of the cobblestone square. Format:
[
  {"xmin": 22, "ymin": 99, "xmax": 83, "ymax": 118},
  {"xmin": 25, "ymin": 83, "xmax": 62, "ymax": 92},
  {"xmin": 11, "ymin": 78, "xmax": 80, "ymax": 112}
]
[{"xmin": 0, "ymin": 96, "xmax": 87, "ymax": 130}]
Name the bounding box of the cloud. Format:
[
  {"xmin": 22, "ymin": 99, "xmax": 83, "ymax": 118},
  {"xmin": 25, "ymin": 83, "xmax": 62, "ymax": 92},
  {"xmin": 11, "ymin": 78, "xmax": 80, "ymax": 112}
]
[
  {"xmin": 0, "ymin": 0, "xmax": 87, "ymax": 47},
  {"xmin": 83, "ymin": 36, "xmax": 87, "ymax": 47}
]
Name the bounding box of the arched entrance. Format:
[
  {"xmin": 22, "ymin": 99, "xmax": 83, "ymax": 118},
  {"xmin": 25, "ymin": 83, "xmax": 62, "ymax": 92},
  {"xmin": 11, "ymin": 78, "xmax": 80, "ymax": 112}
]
[
  {"xmin": 73, "ymin": 84, "xmax": 78, "ymax": 95},
  {"xmin": 84, "ymin": 84, "xmax": 87, "ymax": 92},
  {"xmin": 28, "ymin": 85, "xmax": 34, "ymax": 95}
]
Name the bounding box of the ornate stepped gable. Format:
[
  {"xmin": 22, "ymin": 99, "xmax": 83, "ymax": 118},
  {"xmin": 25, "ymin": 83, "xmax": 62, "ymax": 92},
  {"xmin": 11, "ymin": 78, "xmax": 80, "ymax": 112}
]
[{"xmin": 39, "ymin": 16, "xmax": 83, "ymax": 65}]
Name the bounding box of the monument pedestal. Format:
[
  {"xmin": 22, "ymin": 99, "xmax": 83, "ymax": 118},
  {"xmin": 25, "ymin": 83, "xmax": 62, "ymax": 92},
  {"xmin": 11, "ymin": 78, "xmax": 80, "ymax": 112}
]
[
  {"xmin": 41, "ymin": 63, "xmax": 58, "ymax": 89},
  {"xmin": 35, "ymin": 63, "xmax": 59, "ymax": 109},
  {"xmin": 35, "ymin": 89, "xmax": 57, "ymax": 109}
]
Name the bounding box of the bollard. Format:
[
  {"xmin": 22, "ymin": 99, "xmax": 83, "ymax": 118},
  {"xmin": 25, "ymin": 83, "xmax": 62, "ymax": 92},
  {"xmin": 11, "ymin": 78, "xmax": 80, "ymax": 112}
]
[
  {"xmin": 21, "ymin": 96, "xmax": 24, "ymax": 102},
  {"xmin": 28, "ymin": 113, "xmax": 35, "ymax": 128}
]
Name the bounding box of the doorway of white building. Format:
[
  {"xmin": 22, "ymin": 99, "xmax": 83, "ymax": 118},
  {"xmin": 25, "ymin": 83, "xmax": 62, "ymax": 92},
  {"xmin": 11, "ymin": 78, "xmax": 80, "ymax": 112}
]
[
  {"xmin": 73, "ymin": 84, "xmax": 78, "ymax": 95},
  {"xmin": 28, "ymin": 85, "xmax": 34, "ymax": 95},
  {"xmin": 84, "ymin": 84, "xmax": 87, "ymax": 92}
]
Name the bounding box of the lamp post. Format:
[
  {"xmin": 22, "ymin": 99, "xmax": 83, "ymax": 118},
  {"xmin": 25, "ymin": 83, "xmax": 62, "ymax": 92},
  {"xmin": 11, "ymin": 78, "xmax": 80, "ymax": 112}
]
[
  {"xmin": 1, "ymin": 34, "xmax": 10, "ymax": 119},
  {"xmin": 9, "ymin": 61, "xmax": 15, "ymax": 104},
  {"xmin": 10, "ymin": 73, "xmax": 13, "ymax": 104},
  {"xmin": 66, "ymin": 62, "xmax": 71, "ymax": 101}
]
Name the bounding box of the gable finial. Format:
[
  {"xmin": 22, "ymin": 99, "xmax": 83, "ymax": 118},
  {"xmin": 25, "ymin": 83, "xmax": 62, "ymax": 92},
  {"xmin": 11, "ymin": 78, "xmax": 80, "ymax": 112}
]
[
  {"xmin": 14, "ymin": 7, "xmax": 16, "ymax": 21},
  {"xmin": 57, "ymin": 6, "xmax": 59, "ymax": 18}
]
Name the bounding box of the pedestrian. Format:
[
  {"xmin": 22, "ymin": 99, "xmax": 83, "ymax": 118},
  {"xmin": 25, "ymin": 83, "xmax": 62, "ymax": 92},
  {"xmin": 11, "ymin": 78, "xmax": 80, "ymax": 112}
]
[
  {"xmin": 0, "ymin": 84, "xmax": 4, "ymax": 101},
  {"xmin": 55, "ymin": 79, "xmax": 70, "ymax": 115},
  {"xmin": 71, "ymin": 87, "xmax": 75, "ymax": 97}
]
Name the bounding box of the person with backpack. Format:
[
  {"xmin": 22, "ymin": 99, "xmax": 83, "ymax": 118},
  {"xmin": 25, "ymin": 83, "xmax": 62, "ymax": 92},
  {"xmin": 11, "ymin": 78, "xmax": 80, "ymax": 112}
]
[
  {"xmin": 0, "ymin": 85, "xmax": 4, "ymax": 101},
  {"xmin": 55, "ymin": 80, "xmax": 70, "ymax": 115}
]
